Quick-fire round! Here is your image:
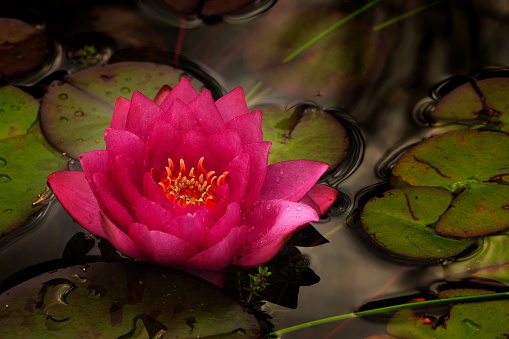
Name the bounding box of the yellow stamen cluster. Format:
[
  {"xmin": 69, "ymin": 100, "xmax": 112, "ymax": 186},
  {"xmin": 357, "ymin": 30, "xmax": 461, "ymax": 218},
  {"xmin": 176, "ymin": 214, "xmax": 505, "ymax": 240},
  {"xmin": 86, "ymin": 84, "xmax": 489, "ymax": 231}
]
[{"xmin": 158, "ymin": 157, "xmax": 228, "ymax": 209}]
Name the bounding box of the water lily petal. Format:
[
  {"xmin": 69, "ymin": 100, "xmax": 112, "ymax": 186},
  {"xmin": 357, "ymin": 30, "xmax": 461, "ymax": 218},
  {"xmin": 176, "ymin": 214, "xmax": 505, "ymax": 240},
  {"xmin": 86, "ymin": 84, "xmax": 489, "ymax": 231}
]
[
  {"xmin": 183, "ymin": 225, "xmax": 248, "ymax": 270},
  {"xmin": 160, "ymin": 209, "xmax": 212, "ymax": 247},
  {"xmin": 111, "ymin": 154, "xmax": 143, "ymax": 206},
  {"xmin": 210, "ymin": 184, "xmax": 230, "ymax": 220},
  {"xmin": 235, "ymin": 200, "xmax": 319, "ymax": 266},
  {"xmin": 93, "ymin": 172, "xmax": 134, "ymax": 229},
  {"xmin": 224, "ymin": 153, "xmax": 250, "ymax": 204},
  {"xmin": 104, "ymin": 129, "xmax": 145, "ymax": 167},
  {"xmin": 127, "ymin": 222, "xmax": 198, "ymax": 266},
  {"xmin": 258, "ymin": 160, "xmax": 328, "ymax": 203},
  {"xmin": 187, "ymin": 89, "xmax": 225, "ymax": 136},
  {"xmin": 153, "ymin": 84, "xmax": 172, "ymax": 105},
  {"xmin": 79, "ymin": 150, "xmax": 109, "ymax": 194},
  {"xmin": 110, "ymin": 96, "xmax": 130, "ymax": 130},
  {"xmin": 48, "ymin": 171, "xmax": 105, "ymax": 238},
  {"xmin": 144, "ymin": 119, "xmax": 181, "ymax": 171},
  {"xmin": 215, "ymin": 87, "xmax": 250, "ymax": 123},
  {"xmin": 242, "ymin": 141, "xmax": 270, "ymax": 211},
  {"xmin": 201, "ymin": 202, "xmax": 241, "ymax": 248},
  {"xmin": 225, "ymin": 110, "xmax": 263, "ymax": 143},
  {"xmin": 159, "ymin": 77, "xmax": 199, "ymax": 112},
  {"xmin": 300, "ymin": 184, "xmax": 338, "ymax": 215},
  {"xmin": 101, "ymin": 213, "xmax": 142, "ymax": 259},
  {"xmin": 164, "ymin": 99, "xmax": 201, "ymax": 135},
  {"xmin": 142, "ymin": 172, "xmax": 168, "ymax": 205},
  {"xmin": 125, "ymin": 91, "xmax": 164, "ymax": 142},
  {"xmin": 169, "ymin": 130, "xmax": 217, "ymax": 170},
  {"xmin": 208, "ymin": 129, "xmax": 244, "ymax": 172},
  {"xmin": 134, "ymin": 196, "xmax": 174, "ymax": 231}
]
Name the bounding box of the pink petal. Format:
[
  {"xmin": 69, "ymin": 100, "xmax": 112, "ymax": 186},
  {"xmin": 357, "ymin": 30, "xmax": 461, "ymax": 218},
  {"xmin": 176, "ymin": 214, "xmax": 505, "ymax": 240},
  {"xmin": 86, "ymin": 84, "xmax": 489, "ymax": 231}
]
[
  {"xmin": 79, "ymin": 150, "xmax": 109, "ymax": 194},
  {"xmin": 164, "ymin": 99, "xmax": 201, "ymax": 135},
  {"xmin": 215, "ymin": 87, "xmax": 250, "ymax": 123},
  {"xmin": 225, "ymin": 110, "xmax": 263, "ymax": 144},
  {"xmin": 300, "ymin": 184, "xmax": 338, "ymax": 215},
  {"xmin": 159, "ymin": 77, "xmax": 199, "ymax": 112},
  {"xmin": 153, "ymin": 84, "xmax": 172, "ymax": 105},
  {"xmin": 210, "ymin": 184, "xmax": 230, "ymax": 220},
  {"xmin": 127, "ymin": 222, "xmax": 198, "ymax": 266},
  {"xmin": 104, "ymin": 129, "xmax": 145, "ymax": 168},
  {"xmin": 111, "ymin": 154, "xmax": 142, "ymax": 206},
  {"xmin": 257, "ymin": 160, "xmax": 328, "ymax": 203},
  {"xmin": 142, "ymin": 172, "xmax": 168, "ymax": 205},
  {"xmin": 223, "ymin": 153, "xmax": 250, "ymax": 204},
  {"xmin": 125, "ymin": 91, "xmax": 164, "ymax": 142},
  {"xmin": 110, "ymin": 96, "xmax": 130, "ymax": 130},
  {"xmin": 235, "ymin": 200, "xmax": 319, "ymax": 266},
  {"xmin": 241, "ymin": 142, "xmax": 270, "ymax": 212},
  {"xmin": 168, "ymin": 130, "xmax": 217, "ymax": 171},
  {"xmin": 187, "ymin": 90, "xmax": 225, "ymax": 136},
  {"xmin": 144, "ymin": 119, "xmax": 181, "ymax": 171},
  {"xmin": 159, "ymin": 209, "xmax": 212, "ymax": 247},
  {"xmin": 182, "ymin": 225, "xmax": 247, "ymax": 271},
  {"xmin": 48, "ymin": 171, "xmax": 105, "ymax": 238},
  {"xmin": 208, "ymin": 129, "xmax": 243, "ymax": 172},
  {"xmin": 100, "ymin": 212, "xmax": 143, "ymax": 259},
  {"xmin": 201, "ymin": 202, "xmax": 241, "ymax": 248},
  {"xmin": 133, "ymin": 196, "xmax": 173, "ymax": 231},
  {"xmin": 93, "ymin": 172, "xmax": 134, "ymax": 229}
]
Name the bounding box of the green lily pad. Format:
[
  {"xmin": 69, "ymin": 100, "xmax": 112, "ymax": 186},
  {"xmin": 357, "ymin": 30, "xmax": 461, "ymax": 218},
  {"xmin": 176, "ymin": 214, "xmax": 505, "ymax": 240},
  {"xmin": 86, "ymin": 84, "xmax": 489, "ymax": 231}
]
[
  {"xmin": 430, "ymin": 77, "xmax": 509, "ymax": 132},
  {"xmin": 0, "ymin": 262, "xmax": 262, "ymax": 338},
  {"xmin": 435, "ymin": 182, "xmax": 509, "ymax": 237},
  {"xmin": 243, "ymin": 8, "xmax": 381, "ymax": 97},
  {"xmin": 360, "ymin": 187, "xmax": 475, "ymax": 259},
  {"xmin": 40, "ymin": 62, "xmax": 206, "ymax": 159},
  {"xmin": 0, "ymin": 85, "xmax": 68, "ymax": 238},
  {"xmin": 387, "ymin": 288, "xmax": 509, "ymax": 339},
  {"xmin": 441, "ymin": 230, "xmax": 509, "ymax": 285},
  {"xmin": 390, "ymin": 130, "xmax": 509, "ymax": 190},
  {"xmin": 260, "ymin": 104, "xmax": 349, "ymax": 171}
]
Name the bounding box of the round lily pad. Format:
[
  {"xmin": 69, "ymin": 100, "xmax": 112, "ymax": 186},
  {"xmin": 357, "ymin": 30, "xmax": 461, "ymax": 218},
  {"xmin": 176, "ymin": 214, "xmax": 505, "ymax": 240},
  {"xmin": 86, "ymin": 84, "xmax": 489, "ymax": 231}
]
[
  {"xmin": 260, "ymin": 104, "xmax": 349, "ymax": 171},
  {"xmin": 40, "ymin": 62, "xmax": 208, "ymax": 159},
  {"xmin": 0, "ymin": 85, "xmax": 68, "ymax": 238},
  {"xmin": 360, "ymin": 187, "xmax": 475, "ymax": 259},
  {"xmin": 387, "ymin": 288, "xmax": 509, "ymax": 339},
  {"xmin": 390, "ymin": 130, "xmax": 509, "ymax": 189},
  {"xmin": 0, "ymin": 262, "xmax": 262, "ymax": 338},
  {"xmin": 0, "ymin": 18, "xmax": 48, "ymax": 81},
  {"xmin": 430, "ymin": 77, "xmax": 509, "ymax": 132},
  {"xmin": 243, "ymin": 8, "xmax": 382, "ymax": 97}
]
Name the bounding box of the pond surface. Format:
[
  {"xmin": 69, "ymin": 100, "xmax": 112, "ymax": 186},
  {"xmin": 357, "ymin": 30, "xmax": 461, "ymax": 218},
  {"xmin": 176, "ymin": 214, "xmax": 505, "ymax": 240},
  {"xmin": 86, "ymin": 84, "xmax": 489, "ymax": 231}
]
[{"xmin": 1, "ymin": 0, "xmax": 508, "ymax": 338}]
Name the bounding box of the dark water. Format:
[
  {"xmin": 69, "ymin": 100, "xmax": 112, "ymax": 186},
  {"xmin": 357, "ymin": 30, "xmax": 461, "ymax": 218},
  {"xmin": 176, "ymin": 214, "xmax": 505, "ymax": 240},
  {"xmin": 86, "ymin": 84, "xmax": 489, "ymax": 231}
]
[{"xmin": 1, "ymin": 0, "xmax": 508, "ymax": 338}]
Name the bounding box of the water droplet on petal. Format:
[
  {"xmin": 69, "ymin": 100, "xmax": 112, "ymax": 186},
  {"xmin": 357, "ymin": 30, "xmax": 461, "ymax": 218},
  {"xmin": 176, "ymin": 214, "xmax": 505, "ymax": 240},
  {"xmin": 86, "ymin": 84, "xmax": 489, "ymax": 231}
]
[
  {"xmin": 0, "ymin": 174, "xmax": 12, "ymax": 183},
  {"xmin": 296, "ymin": 206, "xmax": 302, "ymax": 211},
  {"xmin": 296, "ymin": 213, "xmax": 301, "ymax": 218},
  {"xmin": 285, "ymin": 204, "xmax": 291, "ymax": 211},
  {"xmin": 275, "ymin": 177, "xmax": 280, "ymax": 183},
  {"xmin": 58, "ymin": 93, "xmax": 68, "ymax": 100}
]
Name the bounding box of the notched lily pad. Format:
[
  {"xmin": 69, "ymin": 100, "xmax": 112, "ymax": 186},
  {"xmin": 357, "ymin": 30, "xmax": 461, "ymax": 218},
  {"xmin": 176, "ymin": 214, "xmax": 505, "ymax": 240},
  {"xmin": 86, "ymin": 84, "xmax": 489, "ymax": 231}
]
[
  {"xmin": 40, "ymin": 62, "xmax": 207, "ymax": 159},
  {"xmin": 387, "ymin": 288, "xmax": 509, "ymax": 339},
  {"xmin": 360, "ymin": 187, "xmax": 475, "ymax": 259},
  {"xmin": 0, "ymin": 85, "xmax": 68, "ymax": 238},
  {"xmin": 430, "ymin": 77, "xmax": 509, "ymax": 132},
  {"xmin": 260, "ymin": 104, "xmax": 349, "ymax": 171},
  {"xmin": 0, "ymin": 262, "xmax": 262, "ymax": 338}
]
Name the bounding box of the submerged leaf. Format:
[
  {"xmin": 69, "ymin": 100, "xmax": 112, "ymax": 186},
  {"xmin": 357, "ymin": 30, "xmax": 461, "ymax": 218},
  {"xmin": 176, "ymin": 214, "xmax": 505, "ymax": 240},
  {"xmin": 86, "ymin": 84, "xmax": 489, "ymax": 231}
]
[
  {"xmin": 0, "ymin": 262, "xmax": 262, "ymax": 338},
  {"xmin": 360, "ymin": 187, "xmax": 475, "ymax": 259}
]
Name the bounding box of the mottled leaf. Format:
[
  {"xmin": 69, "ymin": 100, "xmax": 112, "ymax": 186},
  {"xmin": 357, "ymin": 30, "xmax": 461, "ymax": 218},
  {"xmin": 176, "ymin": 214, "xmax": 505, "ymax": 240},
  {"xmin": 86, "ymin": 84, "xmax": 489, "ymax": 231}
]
[
  {"xmin": 260, "ymin": 104, "xmax": 349, "ymax": 171},
  {"xmin": 0, "ymin": 85, "xmax": 68, "ymax": 238},
  {"xmin": 360, "ymin": 187, "xmax": 475, "ymax": 259},
  {"xmin": 0, "ymin": 262, "xmax": 262, "ymax": 338},
  {"xmin": 40, "ymin": 62, "xmax": 207, "ymax": 159}
]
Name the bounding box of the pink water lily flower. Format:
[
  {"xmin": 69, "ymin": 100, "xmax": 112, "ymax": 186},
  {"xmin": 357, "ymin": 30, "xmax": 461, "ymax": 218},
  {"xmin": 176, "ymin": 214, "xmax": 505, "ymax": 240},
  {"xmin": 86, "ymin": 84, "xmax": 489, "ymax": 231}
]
[{"xmin": 48, "ymin": 78, "xmax": 338, "ymax": 286}]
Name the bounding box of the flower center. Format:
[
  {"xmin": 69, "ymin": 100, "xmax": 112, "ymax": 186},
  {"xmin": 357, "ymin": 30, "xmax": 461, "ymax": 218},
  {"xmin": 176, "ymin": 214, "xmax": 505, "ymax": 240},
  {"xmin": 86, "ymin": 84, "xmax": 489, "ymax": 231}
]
[{"xmin": 158, "ymin": 157, "xmax": 228, "ymax": 209}]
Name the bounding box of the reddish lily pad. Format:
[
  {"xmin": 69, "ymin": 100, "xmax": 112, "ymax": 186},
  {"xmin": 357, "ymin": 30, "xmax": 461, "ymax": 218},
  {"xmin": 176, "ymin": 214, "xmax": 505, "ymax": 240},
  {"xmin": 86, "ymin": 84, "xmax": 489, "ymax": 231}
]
[
  {"xmin": 0, "ymin": 262, "xmax": 262, "ymax": 338},
  {"xmin": 391, "ymin": 130, "xmax": 509, "ymax": 190},
  {"xmin": 360, "ymin": 187, "xmax": 475, "ymax": 259},
  {"xmin": 243, "ymin": 8, "xmax": 382, "ymax": 97},
  {"xmin": 0, "ymin": 18, "xmax": 48, "ymax": 81},
  {"xmin": 0, "ymin": 85, "xmax": 68, "ymax": 238},
  {"xmin": 387, "ymin": 288, "xmax": 509, "ymax": 339},
  {"xmin": 435, "ymin": 182, "xmax": 509, "ymax": 237},
  {"xmin": 40, "ymin": 62, "xmax": 206, "ymax": 159},
  {"xmin": 260, "ymin": 104, "xmax": 349, "ymax": 171},
  {"xmin": 430, "ymin": 77, "xmax": 509, "ymax": 132}
]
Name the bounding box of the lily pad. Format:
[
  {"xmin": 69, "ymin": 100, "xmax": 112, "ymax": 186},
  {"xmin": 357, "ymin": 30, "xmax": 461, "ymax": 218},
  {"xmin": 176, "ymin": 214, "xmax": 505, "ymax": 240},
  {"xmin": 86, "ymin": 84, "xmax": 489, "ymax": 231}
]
[
  {"xmin": 390, "ymin": 130, "xmax": 509, "ymax": 189},
  {"xmin": 243, "ymin": 8, "xmax": 382, "ymax": 97},
  {"xmin": 260, "ymin": 104, "xmax": 349, "ymax": 171},
  {"xmin": 0, "ymin": 85, "xmax": 68, "ymax": 238},
  {"xmin": 387, "ymin": 288, "xmax": 509, "ymax": 339},
  {"xmin": 360, "ymin": 187, "xmax": 475, "ymax": 259},
  {"xmin": 0, "ymin": 262, "xmax": 262, "ymax": 338},
  {"xmin": 435, "ymin": 182, "xmax": 509, "ymax": 237},
  {"xmin": 40, "ymin": 62, "xmax": 207, "ymax": 159},
  {"xmin": 430, "ymin": 77, "xmax": 509, "ymax": 132}
]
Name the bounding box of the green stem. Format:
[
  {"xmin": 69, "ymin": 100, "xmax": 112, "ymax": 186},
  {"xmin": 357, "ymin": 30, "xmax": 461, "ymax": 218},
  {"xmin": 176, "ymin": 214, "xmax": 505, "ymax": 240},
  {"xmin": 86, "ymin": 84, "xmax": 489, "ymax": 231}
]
[
  {"xmin": 282, "ymin": 0, "xmax": 384, "ymax": 62},
  {"xmin": 270, "ymin": 291, "xmax": 509, "ymax": 337},
  {"xmin": 373, "ymin": 0, "xmax": 444, "ymax": 31}
]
